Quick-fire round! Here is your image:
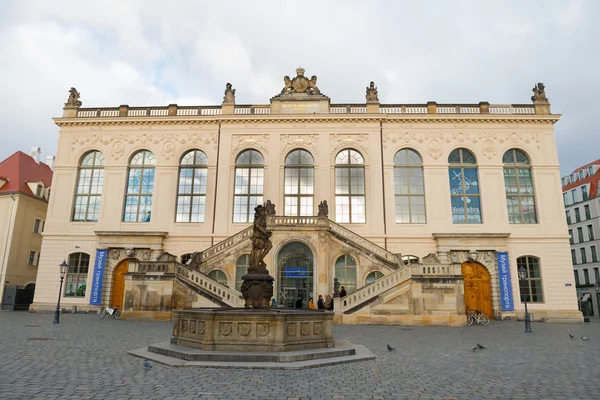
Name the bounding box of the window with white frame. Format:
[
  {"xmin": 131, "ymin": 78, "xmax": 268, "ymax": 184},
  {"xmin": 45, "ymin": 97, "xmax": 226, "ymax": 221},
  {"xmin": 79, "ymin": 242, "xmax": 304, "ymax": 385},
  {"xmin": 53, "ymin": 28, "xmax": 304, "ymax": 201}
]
[
  {"xmin": 73, "ymin": 151, "xmax": 104, "ymax": 221},
  {"xmin": 394, "ymin": 149, "xmax": 425, "ymax": 223},
  {"xmin": 284, "ymin": 149, "xmax": 314, "ymax": 216},
  {"xmin": 124, "ymin": 150, "xmax": 155, "ymax": 222},
  {"xmin": 449, "ymin": 148, "xmax": 481, "ymax": 224},
  {"xmin": 28, "ymin": 251, "xmax": 39, "ymax": 266},
  {"xmin": 33, "ymin": 219, "xmax": 42, "ymax": 233},
  {"xmin": 503, "ymin": 149, "xmax": 536, "ymax": 223},
  {"xmin": 176, "ymin": 150, "xmax": 208, "ymax": 222},
  {"xmin": 335, "ymin": 149, "xmax": 365, "ymax": 223},
  {"xmin": 233, "ymin": 150, "xmax": 264, "ymax": 223}
]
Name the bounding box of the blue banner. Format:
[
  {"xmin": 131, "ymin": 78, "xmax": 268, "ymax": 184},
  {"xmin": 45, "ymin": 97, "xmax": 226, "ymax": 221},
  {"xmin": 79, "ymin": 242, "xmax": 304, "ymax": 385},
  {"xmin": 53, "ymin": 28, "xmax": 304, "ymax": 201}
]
[
  {"xmin": 89, "ymin": 249, "xmax": 107, "ymax": 305},
  {"xmin": 497, "ymin": 251, "xmax": 514, "ymax": 311}
]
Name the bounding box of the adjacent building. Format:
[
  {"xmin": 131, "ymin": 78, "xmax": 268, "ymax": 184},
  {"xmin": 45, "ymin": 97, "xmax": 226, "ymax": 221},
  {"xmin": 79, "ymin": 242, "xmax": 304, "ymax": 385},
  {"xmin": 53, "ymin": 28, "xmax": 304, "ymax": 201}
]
[
  {"xmin": 562, "ymin": 160, "xmax": 600, "ymax": 317},
  {"xmin": 0, "ymin": 149, "xmax": 53, "ymax": 310},
  {"xmin": 30, "ymin": 71, "xmax": 581, "ymax": 325}
]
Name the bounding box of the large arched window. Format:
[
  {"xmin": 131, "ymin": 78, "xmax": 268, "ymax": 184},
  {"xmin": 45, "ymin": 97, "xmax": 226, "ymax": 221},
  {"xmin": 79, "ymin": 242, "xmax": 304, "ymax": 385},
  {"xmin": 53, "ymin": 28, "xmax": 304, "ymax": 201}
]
[
  {"xmin": 124, "ymin": 150, "xmax": 155, "ymax": 222},
  {"xmin": 402, "ymin": 255, "xmax": 419, "ymax": 265},
  {"xmin": 394, "ymin": 149, "xmax": 425, "ymax": 223},
  {"xmin": 517, "ymin": 256, "xmax": 543, "ymax": 303},
  {"xmin": 176, "ymin": 150, "xmax": 208, "ymax": 222},
  {"xmin": 335, "ymin": 149, "xmax": 365, "ymax": 223},
  {"xmin": 335, "ymin": 254, "xmax": 357, "ymax": 294},
  {"xmin": 365, "ymin": 271, "xmax": 384, "ymax": 285},
  {"xmin": 284, "ymin": 149, "xmax": 314, "ymax": 216},
  {"xmin": 65, "ymin": 252, "xmax": 90, "ymax": 297},
  {"xmin": 208, "ymin": 270, "xmax": 228, "ymax": 286},
  {"xmin": 73, "ymin": 151, "xmax": 104, "ymax": 221},
  {"xmin": 235, "ymin": 254, "xmax": 250, "ymax": 291},
  {"xmin": 503, "ymin": 149, "xmax": 536, "ymax": 224},
  {"xmin": 448, "ymin": 148, "xmax": 481, "ymax": 224},
  {"xmin": 233, "ymin": 150, "xmax": 264, "ymax": 223}
]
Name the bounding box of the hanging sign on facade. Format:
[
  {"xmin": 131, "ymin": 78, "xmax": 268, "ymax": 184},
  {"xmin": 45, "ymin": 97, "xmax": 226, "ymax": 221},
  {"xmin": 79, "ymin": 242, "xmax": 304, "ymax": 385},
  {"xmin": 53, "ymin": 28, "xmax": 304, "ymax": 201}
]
[
  {"xmin": 497, "ymin": 251, "xmax": 514, "ymax": 311},
  {"xmin": 89, "ymin": 249, "xmax": 107, "ymax": 305}
]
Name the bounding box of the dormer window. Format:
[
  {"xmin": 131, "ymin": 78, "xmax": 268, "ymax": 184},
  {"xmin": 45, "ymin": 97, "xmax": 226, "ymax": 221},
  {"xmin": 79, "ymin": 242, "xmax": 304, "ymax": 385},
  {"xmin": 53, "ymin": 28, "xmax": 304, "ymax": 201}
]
[
  {"xmin": 571, "ymin": 174, "xmax": 577, "ymax": 183},
  {"xmin": 579, "ymin": 170, "xmax": 586, "ymax": 180},
  {"xmin": 590, "ymin": 166, "xmax": 595, "ymax": 176},
  {"xmin": 35, "ymin": 184, "xmax": 42, "ymax": 197}
]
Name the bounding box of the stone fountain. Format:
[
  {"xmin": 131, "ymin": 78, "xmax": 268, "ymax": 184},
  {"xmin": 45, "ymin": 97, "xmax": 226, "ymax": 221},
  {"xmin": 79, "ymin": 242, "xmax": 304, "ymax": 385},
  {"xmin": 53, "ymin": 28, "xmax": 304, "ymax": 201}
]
[{"xmin": 129, "ymin": 203, "xmax": 373, "ymax": 368}]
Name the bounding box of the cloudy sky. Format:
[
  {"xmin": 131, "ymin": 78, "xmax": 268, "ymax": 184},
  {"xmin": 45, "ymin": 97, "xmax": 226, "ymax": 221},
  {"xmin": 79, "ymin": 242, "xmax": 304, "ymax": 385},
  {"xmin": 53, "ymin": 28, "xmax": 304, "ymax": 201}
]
[{"xmin": 0, "ymin": 0, "xmax": 597, "ymax": 175}]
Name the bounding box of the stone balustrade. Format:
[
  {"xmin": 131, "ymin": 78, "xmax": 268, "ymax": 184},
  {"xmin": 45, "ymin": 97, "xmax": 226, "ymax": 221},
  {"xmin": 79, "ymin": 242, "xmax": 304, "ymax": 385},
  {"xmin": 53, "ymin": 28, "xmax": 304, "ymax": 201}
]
[
  {"xmin": 176, "ymin": 265, "xmax": 244, "ymax": 307},
  {"xmin": 336, "ymin": 267, "xmax": 411, "ymax": 314},
  {"xmin": 71, "ymin": 102, "xmax": 538, "ymax": 118},
  {"xmin": 327, "ymin": 220, "xmax": 399, "ymax": 266},
  {"xmin": 410, "ymin": 264, "xmax": 462, "ymax": 276}
]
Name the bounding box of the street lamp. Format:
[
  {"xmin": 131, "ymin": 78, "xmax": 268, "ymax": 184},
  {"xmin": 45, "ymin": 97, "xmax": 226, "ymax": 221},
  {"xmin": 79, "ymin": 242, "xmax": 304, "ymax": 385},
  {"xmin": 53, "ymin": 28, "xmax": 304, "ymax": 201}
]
[
  {"xmin": 53, "ymin": 260, "xmax": 69, "ymax": 324},
  {"xmin": 518, "ymin": 265, "xmax": 532, "ymax": 333}
]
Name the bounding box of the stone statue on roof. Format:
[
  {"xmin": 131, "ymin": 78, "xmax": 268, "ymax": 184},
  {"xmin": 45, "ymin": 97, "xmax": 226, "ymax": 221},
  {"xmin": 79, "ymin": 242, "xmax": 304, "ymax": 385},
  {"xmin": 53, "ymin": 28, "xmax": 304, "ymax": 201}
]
[
  {"xmin": 65, "ymin": 87, "xmax": 82, "ymax": 107},
  {"xmin": 531, "ymin": 82, "xmax": 548, "ymax": 102},
  {"xmin": 366, "ymin": 81, "xmax": 379, "ymax": 102},
  {"xmin": 223, "ymin": 82, "xmax": 236, "ymax": 104},
  {"xmin": 279, "ymin": 68, "xmax": 322, "ymax": 95}
]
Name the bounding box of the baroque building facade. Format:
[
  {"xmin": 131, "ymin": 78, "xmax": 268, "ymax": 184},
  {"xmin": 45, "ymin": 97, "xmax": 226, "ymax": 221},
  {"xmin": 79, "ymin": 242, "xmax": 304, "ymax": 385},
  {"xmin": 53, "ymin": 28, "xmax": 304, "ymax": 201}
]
[{"xmin": 30, "ymin": 72, "xmax": 581, "ymax": 325}]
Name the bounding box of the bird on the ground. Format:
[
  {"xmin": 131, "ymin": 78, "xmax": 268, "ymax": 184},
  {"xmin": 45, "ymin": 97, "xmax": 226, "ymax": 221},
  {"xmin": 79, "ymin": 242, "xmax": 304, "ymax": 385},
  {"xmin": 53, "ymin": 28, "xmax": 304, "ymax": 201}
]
[
  {"xmin": 386, "ymin": 344, "xmax": 396, "ymax": 351},
  {"xmin": 568, "ymin": 333, "xmax": 575, "ymax": 339},
  {"xmin": 143, "ymin": 359, "xmax": 153, "ymax": 369},
  {"xmin": 582, "ymin": 336, "xmax": 591, "ymax": 341},
  {"xmin": 476, "ymin": 343, "xmax": 486, "ymax": 350},
  {"xmin": 471, "ymin": 346, "xmax": 479, "ymax": 352}
]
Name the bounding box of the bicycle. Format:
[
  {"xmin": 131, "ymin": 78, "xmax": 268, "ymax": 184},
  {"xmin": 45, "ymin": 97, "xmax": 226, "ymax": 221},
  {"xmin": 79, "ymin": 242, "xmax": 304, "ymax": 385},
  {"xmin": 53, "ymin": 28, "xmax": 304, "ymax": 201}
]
[
  {"xmin": 99, "ymin": 305, "xmax": 121, "ymax": 320},
  {"xmin": 465, "ymin": 306, "xmax": 489, "ymax": 326}
]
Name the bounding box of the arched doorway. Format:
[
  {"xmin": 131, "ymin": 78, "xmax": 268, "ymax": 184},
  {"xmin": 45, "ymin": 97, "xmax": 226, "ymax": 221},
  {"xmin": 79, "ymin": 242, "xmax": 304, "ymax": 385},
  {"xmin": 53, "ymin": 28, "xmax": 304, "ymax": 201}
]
[
  {"xmin": 111, "ymin": 260, "xmax": 129, "ymax": 309},
  {"xmin": 277, "ymin": 242, "xmax": 313, "ymax": 308},
  {"xmin": 461, "ymin": 261, "xmax": 492, "ymax": 317}
]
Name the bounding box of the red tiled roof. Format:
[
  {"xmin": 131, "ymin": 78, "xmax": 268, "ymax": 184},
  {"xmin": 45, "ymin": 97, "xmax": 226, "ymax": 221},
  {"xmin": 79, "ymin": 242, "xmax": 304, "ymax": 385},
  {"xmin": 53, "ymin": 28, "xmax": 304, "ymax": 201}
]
[
  {"xmin": 0, "ymin": 151, "xmax": 53, "ymax": 198},
  {"xmin": 562, "ymin": 159, "xmax": 600, "ymax": 200}
]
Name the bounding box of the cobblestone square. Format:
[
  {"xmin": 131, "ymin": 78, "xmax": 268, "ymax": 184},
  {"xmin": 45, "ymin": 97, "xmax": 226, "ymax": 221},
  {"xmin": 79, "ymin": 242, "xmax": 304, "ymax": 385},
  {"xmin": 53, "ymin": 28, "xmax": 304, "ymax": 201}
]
[{"xmin": 1, "ymin": 312, "xmax": 599, "ymax": 399}]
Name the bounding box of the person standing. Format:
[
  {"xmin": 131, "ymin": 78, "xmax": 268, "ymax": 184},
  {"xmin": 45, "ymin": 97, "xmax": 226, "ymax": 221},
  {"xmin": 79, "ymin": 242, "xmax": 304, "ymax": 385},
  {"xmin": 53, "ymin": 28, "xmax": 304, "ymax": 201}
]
[
  {"xmin": 295, "ymin": 297, "xmax": 303, "ymax": 308},
  {"xmin": 317, "ymin": 295, "xmax": 325, "ymax": 310},
  {"xmin": 308, "ymin": 297, "xmax": 316, "ymax": 309},
  {"xmin": 340, "ymin": 286, "xmax": 347, "ymax": 298},
  {"xmin": 324, "ymin": 294, "xmax": 332, "ymax": 311}
]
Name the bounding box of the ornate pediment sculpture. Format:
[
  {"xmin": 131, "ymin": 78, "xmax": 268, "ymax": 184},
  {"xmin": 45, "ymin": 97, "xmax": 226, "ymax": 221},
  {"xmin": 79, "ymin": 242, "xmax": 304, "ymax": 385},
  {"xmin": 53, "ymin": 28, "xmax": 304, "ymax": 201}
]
[
  {"xmin": 65, "ymin": 87, "xmax": 82, "ymax": 107},
  {"xmin": 223, "ymin": 82, "xmax": 236, "ymax": 104},
  {"xmin": 279, "ymin": 68, "xmax": 323, "ymax": 96},
  {"xmin": 531, "ymin": 82, "xmax": 548, "ymax": 103}
]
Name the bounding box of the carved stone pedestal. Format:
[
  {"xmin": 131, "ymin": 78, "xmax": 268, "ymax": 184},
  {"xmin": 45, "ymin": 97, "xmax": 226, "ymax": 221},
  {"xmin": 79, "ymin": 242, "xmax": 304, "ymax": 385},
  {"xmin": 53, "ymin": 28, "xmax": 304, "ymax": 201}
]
[{"xmin": 240, "ymin": 274, "xmax": 274, "ymax": 308}]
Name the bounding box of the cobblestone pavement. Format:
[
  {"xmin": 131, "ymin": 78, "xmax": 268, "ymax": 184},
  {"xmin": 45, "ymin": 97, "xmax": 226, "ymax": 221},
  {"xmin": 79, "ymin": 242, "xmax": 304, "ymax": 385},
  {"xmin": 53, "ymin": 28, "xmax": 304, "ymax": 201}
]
[{"xmin": 1, "ymin": 312, "xmax": 600, "ymax": 400}]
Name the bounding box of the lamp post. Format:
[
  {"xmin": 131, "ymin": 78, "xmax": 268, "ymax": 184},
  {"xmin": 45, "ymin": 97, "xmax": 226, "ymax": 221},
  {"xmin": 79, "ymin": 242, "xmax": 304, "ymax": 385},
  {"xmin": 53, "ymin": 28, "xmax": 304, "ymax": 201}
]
[
  {"xmin": 518, "ymin": 265, "xmax": 532, "ymax": 333},
  {"xmin": 53, "ymin": 260, "xmax": 69, "ymax": 324}
]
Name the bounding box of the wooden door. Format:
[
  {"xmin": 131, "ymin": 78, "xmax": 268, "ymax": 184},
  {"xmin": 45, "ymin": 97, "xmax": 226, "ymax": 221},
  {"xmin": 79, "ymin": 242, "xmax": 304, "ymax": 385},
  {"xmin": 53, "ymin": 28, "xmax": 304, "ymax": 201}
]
[
  {"xmin": 461, "ymin": 261, "xmax": 492, "ymax": 317},
  {"xmin": 111, "ymin": 260, "xmax": 128, "ymax": 309}
]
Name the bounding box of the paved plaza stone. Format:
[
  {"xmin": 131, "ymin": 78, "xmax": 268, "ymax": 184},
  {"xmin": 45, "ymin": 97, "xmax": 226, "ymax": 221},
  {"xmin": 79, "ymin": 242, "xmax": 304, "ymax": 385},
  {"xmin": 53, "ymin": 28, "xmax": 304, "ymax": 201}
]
[{"xmin": 1, "ymin": 312, "xmax": 600, "ymax": 399}]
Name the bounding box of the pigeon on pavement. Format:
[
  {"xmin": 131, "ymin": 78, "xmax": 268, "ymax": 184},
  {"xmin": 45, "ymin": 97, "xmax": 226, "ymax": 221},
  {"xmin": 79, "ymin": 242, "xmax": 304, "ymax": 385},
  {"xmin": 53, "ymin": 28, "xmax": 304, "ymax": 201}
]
[
  {"xmin": 582, "ymin": 336, "xmax": 591, "ymax": 341},
  {"xmin": 477, "ymin": 343, "xmax": 486, "ymax": 350},
  {"xmin": 143, "ymin": 359, "xmax": 153, "ymax": 369},
  {"xmin": 472, "ymin": 346, "xmax": 479, "ymax": 351},
  {"xmin": 387, "ymin": 344, "xmax": 396, "ymax": 351},
  {"xmin": 568, "ymin": 333, "xmax": 575, "ymax": 339}
]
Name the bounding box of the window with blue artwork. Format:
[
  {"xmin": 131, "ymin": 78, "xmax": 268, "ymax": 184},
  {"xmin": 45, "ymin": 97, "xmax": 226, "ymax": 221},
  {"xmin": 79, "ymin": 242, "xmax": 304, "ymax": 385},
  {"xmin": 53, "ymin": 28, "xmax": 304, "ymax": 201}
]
[
  {"xmin": 123, "ymin": 150, "xmax": 155, "ymax": 222},
  {"xmin": 448, "ymin": 148, "xmax": 481, "ymax": 224}
]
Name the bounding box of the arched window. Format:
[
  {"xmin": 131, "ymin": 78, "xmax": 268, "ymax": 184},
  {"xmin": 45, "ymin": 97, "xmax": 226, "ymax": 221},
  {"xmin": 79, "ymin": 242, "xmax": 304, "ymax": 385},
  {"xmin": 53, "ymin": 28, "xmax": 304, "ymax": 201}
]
[
  {"xmin": 284, "ymin": 149, "xmax": 314, "ymax": 216},
  {"xmin": 365, "ymin": 271, "xmax": 384, "ymax": 285},
  {"xmin": 235, "ymin": 254, "xmax": 250, "ymax": 291},
  {"xmin": 233, "ymin": 150, "xmax": 264, "ymax": 223},
  {"xmin": 448, "ymin": 148, "xmax": 481, "ymax": 224},
  {"xmin": 517, "ymin": 256, "xmax": 543, "ymax": 303},
  {"xmin": 73, "ymin": 151, "xmax": 104, "ymax": 221},
  {"xmin": 65, "ymin": 252, "xmax": 90, "ymax": 297},
  {"xmin": 335, "ymin": 149, "xmax": 365, "ymax": 223},
  {"xmin": 402, "ymin": 255, "xmax": 419, "ymax": 265},
  {"xmin": 176, "ymin": 150, "xmax": 208, "ymax": 222},
  {"xmin": 394, "ymin": 149, "xmax": 425, "ymax": 223},
  {"xmin": 124, "ymin": 150, "xmax": 155, "ymax": 222},
  {"xmin": 180, "ymin": 253, "xmax": 193, "ymax": 265},
  {"xmin": 208, "ymin": 270, "xmax": 228, "ymax": 286},
  {"xmin": 335, "ymin": 254, "xmax": 357, "ymax": 294},
  {"xmin": 503, "ymin": 149, "xmax": 536, "ymax": 224}
]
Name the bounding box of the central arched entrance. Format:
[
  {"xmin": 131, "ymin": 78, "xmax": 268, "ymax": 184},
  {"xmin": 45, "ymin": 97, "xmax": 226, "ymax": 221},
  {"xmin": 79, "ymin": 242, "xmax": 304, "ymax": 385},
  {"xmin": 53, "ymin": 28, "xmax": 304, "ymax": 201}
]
[
  {"xmin": 111, "ymin": 260, "xmax": 129, "ymax": 309},
  {"xmin": 277, "ymin": 242, "xmax": 313, "ymax": 308},
  {"xmin": 461, "ymin": 261, "xmax": 492, "ymax": 317}
]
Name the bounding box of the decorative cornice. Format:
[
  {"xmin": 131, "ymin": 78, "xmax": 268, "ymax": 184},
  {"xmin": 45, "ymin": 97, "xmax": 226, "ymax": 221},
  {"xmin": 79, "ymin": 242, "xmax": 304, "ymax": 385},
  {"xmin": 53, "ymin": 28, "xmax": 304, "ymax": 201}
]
[{"xmin": 54, "ymin": 113, "xmax": 561, "ymax": 128}]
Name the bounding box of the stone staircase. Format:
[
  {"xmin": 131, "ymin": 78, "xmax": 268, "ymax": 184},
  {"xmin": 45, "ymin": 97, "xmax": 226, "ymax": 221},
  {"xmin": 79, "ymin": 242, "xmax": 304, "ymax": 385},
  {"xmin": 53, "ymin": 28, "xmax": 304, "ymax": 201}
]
[{"xmin": 175, "ymin": 263, "xmax": 244, "ymax": 308}]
